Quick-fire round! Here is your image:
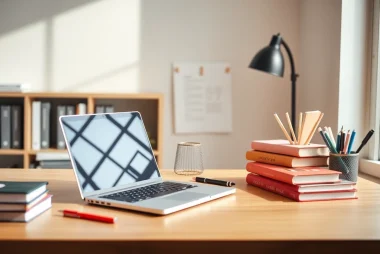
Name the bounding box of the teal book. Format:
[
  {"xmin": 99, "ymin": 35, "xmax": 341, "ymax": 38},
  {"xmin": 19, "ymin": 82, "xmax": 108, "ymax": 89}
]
[{"xmin": 0, "ymin": 181, "xmax": 48, "ymax": 203}]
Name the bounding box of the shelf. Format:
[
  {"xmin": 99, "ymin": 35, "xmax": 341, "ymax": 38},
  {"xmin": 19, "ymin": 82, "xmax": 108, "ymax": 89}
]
[
  {"xmin": 28, "ymin": 149, "xmax": 68, "ymax": 155},
  {"xmin": 0, "ymin": 92, "xmax": 26, "ymax": 98},
  {"xmin": 0, "ymin": 149, "xmax": 24, "ymax": 155},
  {"xmin": 28, "ymin": 149, "xmax": 160, "ymax": 156}
]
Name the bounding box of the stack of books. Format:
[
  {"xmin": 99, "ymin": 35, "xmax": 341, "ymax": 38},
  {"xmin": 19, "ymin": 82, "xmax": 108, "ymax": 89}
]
[
  {"xmin": 0, "ymin": 83, "xmax": 31, "ymax": 93},
  {"xmin": 245, "ymin": 140, "xmax": 357, "ymax": 201},
  {"xmin": 34, "ymin": 152, "xmax": 71, "ymax": 169},
  {"xmin": 0, "ymin": 181, "xmax": 52, "ymax": 222}
]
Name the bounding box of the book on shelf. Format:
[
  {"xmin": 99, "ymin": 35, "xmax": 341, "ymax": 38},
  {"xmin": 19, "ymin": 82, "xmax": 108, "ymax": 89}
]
[
  {"xmin": 41, "ymin": 102, "xmax": 51, "ymax": 149},
  {"xmin": 0, "ymin": 194, "xmax": 52, "ymax": 222},
  {"xmin": 32, "ymin": 101, "xmax": 41, "ymax": 150},
  {"xmin": 0, "ymin": 181, "xmax": 48, "ymax": 203},
  {"xmin": 11, "ymin": 105, "xmax": 22, "ymax": 149},
  {"xmin": 251, "ymin": 140, "xmax": 329, "ymax": 157},
  {"xmin": 37, "ymin": 160, "xmax": 72, "ymax": 169},
  {"xmin": 246, "ymin": 150, "xmax": 328, "ymax": 168},
  {"xmin": 0, "ymin": 105, "xmax": 11, "ymax": 148},
  {"xmin": 246, "ymin": 173, "xmax": 357, "ymax": 202},
  {"xmin": 246, "ymin": 162, "xmax": 340, "ymax": 185},
  {"xmin": 57, "ymin": 105, "xmax": 66, "ymax": 149},
  {"xmin": 76, "ymin": 103, "xmax": 87, "ymax": 115},
  {"xmin": 66, "ymin": 105, "xmax": 75, "ymax": 115},
  {"xmin": 105, "ymin": 105, "xmax": 114, "ymax": 113},
  {"xmin": 95, "ymin": 105, "xmax": 105, "ymax": 113},
  {"xmin": 36, "ymin": 151, "xmax": 69, "ymax": 161},
  {"xmin": 0, "ymin": 83, "xmax": 31, "ymax": 92}
]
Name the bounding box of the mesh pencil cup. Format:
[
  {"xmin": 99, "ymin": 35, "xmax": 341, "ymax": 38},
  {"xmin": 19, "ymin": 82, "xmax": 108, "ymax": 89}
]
[
  {"xmin": 328, "ymin": 153, "xmax": 359, "ymax": 182},
  {"xmin": 174, "ymin": 142, "xmax": 204, "ymax": 175}
]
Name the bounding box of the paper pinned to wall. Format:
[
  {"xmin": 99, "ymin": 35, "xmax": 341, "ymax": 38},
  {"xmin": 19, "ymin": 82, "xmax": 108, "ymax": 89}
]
[{"xmin": 173, "ymin": 62, "xmax": 233, "ymax": 133}]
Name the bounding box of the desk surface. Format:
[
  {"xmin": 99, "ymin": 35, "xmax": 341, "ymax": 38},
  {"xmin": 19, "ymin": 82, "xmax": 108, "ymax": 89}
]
[{"xmin": 1, "ymin": 169, "xmax": 380, "ymax": 252}]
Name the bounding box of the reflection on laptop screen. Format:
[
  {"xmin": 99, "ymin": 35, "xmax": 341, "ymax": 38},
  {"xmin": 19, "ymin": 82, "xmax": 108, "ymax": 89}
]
[{"xmin": 60, "ymin": 112, "xmax": 160, "ymax": 193}]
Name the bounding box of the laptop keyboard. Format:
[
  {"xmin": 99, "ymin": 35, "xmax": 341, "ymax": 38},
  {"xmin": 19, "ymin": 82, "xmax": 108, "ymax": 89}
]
[{"xmin": 100, "ymin": 182, "xmax": 197, "ymax": 203}]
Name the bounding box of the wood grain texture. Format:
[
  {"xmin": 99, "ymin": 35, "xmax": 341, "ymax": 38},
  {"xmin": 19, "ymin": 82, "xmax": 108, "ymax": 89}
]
[{"xmin": 0, "ymin": 169, "xmax": 379, "ymax": 241}]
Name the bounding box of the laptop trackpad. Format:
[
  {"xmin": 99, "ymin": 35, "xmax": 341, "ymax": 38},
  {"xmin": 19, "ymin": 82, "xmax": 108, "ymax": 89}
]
[{"xmin": 163, "ymin": 192, "xmax": 208, "ymax": 202}]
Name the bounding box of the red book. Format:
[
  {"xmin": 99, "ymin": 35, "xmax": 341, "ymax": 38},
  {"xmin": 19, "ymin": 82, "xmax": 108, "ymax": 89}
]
[
  {"xmin": 246, "ymin": 161, "xmax": 340, "ymax": 184},
  {"xmin": 246, "ymin": 173, "xmax": 357, "ymax": 202},
  {"xmin": 251, "ymin": 139, "xmax": 329, "ymax": 157}
]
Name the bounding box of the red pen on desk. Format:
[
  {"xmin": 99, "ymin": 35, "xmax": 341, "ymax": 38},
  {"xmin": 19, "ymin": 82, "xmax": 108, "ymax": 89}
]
[{"xmin": 59, "ymin": 209, "xmax": 117, "ymax": 224}]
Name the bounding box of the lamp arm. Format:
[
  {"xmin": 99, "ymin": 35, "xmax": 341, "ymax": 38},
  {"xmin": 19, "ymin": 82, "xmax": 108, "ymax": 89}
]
[{"xmin": 281, "ymin": 39, "xmax": 299, "ymax": 133}]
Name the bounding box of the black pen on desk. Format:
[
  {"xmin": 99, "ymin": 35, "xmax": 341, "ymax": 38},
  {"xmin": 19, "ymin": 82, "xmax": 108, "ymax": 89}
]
[
  {"xmin": 356, "ymin": 129, "xmax": 375, "ymax": 153},
  {"xmin": 193, "ymin": 177, "xmax": 235, "ymax": 187}
]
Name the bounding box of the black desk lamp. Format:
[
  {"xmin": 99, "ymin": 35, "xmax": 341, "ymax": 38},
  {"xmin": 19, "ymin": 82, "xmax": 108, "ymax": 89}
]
[{"xmin": 249, "ymin": 33, "xmax": 299, "ymax": 129}]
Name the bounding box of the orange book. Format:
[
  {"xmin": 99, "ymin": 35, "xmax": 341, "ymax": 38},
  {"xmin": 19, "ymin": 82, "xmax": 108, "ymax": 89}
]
[
  {"xmin": 246, "ymin": 162, "xmax": 340, "ymax": 185},
  {"xmin": 246, "ymin": 150, "xmax": 328, "ymax": 168},
  {"xmin": 251, "ymin": 140, "xmax": 329, "ymax": 157}
]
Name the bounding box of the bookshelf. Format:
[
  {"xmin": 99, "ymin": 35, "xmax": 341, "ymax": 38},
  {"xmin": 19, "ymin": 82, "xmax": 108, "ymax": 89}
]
[{"xmin": 0, "ymin": 92, "xmax": 163, "ymax": 169}]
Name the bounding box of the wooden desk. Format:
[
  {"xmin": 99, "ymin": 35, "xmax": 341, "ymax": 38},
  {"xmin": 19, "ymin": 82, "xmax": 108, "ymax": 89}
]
[{"xmin": 1, "ymin": 169, "xmax": 380, "ymax": 253}]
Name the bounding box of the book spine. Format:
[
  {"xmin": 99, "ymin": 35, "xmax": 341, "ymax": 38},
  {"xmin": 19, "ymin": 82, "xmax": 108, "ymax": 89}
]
[
  {"xmin": 251, "ymin": 142, "xmax": 300, "ymax": 157},
  {"xmin": 246, "ymin": 162, "xmax": 294, "ymax": 184},
  {"xmin": 246, "ymin": 150, "xmax": 293, "ymax": 167},
  {"xmin": 66, "ymin": 105, "xmax": 75, "ymax": 115},
  {"xmin": 105, "ymin": 105, "xmax": 114, "ymax": 113},
  {"xmin": 41, "ymin": 102, "xmax": 51, "ymax": 149},
  {"xmin": 246, "ymin": 173, "xmax": 300, "ymax": 201},
  {"xmin": 1, "ymin": 105, "xmax": 11, "ymax": 148},
  {"xmin": 57, "ymin": 106, "xmax": 66, "ymax": 149},
  {"xmin": 95, "ymin": 105, "xmax": 105, "ymax": 113},
  {"xmin": 77, "ymin": 103, "xmax": 87, "ymax": 115},
  {"xmin": 11, "ymin": 105, "xmax": 22, "ymax": 149},
  {"xmin": 32, "ymin": 101, "xmax": 41, "ymax": 150}
]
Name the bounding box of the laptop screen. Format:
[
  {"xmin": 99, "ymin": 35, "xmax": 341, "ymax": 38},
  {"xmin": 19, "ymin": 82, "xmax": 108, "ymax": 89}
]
[{"xmin": 60, "ymin": 112, "xmax": 160, "ymax": 194}]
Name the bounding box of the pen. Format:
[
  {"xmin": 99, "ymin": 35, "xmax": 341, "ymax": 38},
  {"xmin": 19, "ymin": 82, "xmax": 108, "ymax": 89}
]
[
  {"xmin": 59, "ymin": 209, "xmax": 117, "ymax": 224},
  {"xmin": 347, "ymin": 130, "xmax": 356, "ymax": 154},
  {"xmin": 193, "ymin": 177, "xmax": 235, "ymax": 187},
  {"xmin": 356, "ymin": 129, "xmax": 375, "ymax": 153}
]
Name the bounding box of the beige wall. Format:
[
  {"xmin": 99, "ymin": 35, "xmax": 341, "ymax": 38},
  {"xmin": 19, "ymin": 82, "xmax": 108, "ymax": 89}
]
[
  {"xmin": 0, "ymin": 0, "xmax": 301, "ymax": 169},
  {"xmin": 298, "ymin": 0, "xmax": 342, "ymax": 143}
]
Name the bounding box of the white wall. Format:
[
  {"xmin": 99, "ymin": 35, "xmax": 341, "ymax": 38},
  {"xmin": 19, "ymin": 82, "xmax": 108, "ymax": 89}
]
[
  {"xmin": 298, "ymin": 0, "xmax": 342, "ymax": 143},
  {"xmin": 338, "ymin": 0, "xmax": 372, "ymax": 157},
  {"xmin": 0, "ymin": 0, "xmax": 301, "ymax": 169}
]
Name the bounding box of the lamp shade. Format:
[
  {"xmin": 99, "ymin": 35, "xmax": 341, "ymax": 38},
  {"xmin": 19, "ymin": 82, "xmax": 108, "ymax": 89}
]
[{"xmin": 249, "ymin": 35, "xmax": 284, "ymax": 77}]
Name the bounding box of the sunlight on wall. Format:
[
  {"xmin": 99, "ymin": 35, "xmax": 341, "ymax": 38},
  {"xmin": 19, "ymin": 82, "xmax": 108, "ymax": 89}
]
[
  {"xmin": 52, "ymin": 0, "xmax": 140, "ymax": 92},
  {"xmin": 0, "ymin": 22, "xmax": 46, "ymax": 89}
]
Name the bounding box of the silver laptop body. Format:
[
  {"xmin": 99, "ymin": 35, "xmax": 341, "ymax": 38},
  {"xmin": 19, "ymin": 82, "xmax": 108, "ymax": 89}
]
[{"xmin": 59, "ymin": 111, "xmax": 235, "ymax": 215}]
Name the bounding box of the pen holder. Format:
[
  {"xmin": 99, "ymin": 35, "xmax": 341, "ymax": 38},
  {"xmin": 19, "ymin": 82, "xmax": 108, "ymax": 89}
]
[
  {"xmin": 174, "ymin": 142, "xmax": 204, "ymax": 175},
  {"xmin": 329, "ymin": 153, "xmax": 359, "ymax": 182}
]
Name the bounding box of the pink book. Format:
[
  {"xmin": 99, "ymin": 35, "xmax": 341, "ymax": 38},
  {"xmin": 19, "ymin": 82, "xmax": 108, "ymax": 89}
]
[{"xmin": 251, "ymin": 139, "xmax": 329, "ymax": 157}]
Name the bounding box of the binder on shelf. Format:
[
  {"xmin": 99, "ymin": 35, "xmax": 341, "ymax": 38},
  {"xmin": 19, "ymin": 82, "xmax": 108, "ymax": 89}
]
[
  {"xmin": 32, "ymin": 101, "xmax": 41, "ymax": 150},
  {"xmin": 76, "ymin": 103, "xmax": 87, "ymax": 115},
  {"xmin": 1, "ymin": 105, "xmax": 11, "ymax": 149},
  {"xmin": 57, "ymin": 105, "xmax": 66, "ymax": 149},
  {"xmin": 95, "ymin": 105, "xmax": 105, "ymax": 113},
  {"xmin": 41, "ymin": 102, "xmax": 51, "ymax": 149},
  {"xmin": 11, "ymin": 105, "xmax": 22, "ymax": 149},
  {"xmin": 66, "ymin": 105, "xmax": 75, "ymax": 115},
  {"xmin": 105, "ymin": 105, "xmax": 114, "ymax": 113}
]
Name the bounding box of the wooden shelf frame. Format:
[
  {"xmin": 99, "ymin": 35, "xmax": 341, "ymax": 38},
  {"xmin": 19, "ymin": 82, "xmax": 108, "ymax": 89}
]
[{"xmin": 0, "ymin": 92, "xmax": 164, "ymax": 169}]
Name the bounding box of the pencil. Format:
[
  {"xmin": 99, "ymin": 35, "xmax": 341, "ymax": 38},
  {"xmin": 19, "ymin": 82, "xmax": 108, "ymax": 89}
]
[
  {"xmin": 285, "ymin": 112, "xmax": 297, "ymax": 144},
  {"xmin": 274, "ymin": 113, "xmax": 293, "ymax": 144},
  {"xmin": 297, "ymin": 112, "xmax": 303, "ymax": 145},
  {"xmin": 304, "ymin": 113, "xmax": 324, "ymax": 145}
]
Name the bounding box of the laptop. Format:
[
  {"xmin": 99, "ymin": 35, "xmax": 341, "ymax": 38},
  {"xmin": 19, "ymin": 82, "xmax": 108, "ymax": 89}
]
[{"xmin": 59, "ymin": 111, "xmax": 235, "ymax": 215}]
